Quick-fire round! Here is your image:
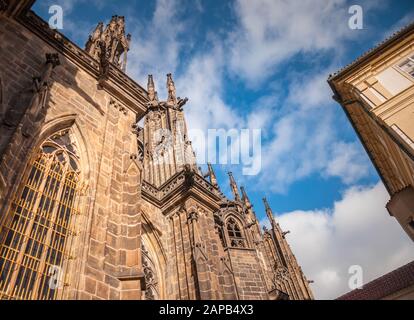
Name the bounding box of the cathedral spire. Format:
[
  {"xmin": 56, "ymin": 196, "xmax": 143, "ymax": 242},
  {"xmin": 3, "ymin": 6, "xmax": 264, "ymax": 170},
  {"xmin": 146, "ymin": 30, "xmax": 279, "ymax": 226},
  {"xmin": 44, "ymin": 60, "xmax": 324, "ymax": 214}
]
[
  {"xmin": 85, "ymin": 22, "xmax": 104, "ymax": 59},
  {"xmin": 206, "ymin": 163, "xmax": 218, "ymax": 188},
  {"xmin": 85, "ymin": 15, "xmax": 131, "ymax": 72},
  {"xmin": 228, "ymin": 172, "xmax": 241, "ymax": 202},
  {"xmin": 240, "ymin": 186, "xmax": 252, "ymax": 209},
  {"xmin": 147, "ymin": 75, "xmax": 158, "ymax": 103},
  {"xmin": 166, "ymin": 73, "xmax": 177, "ymax": 105},
  {"xmin": 263, "ymin": 197, "xmax": 274, "ymax": 225}
]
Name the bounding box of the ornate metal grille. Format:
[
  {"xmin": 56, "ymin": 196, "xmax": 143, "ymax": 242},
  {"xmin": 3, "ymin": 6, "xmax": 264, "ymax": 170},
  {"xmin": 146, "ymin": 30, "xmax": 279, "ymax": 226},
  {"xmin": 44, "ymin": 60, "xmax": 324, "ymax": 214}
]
[
  {"xmin": 227, "ymin": 218, "xmax": 245, "ymax": 248},
  {"xmin": 0, "ymin": 131, "xmax": 82, "ymax": 300}
]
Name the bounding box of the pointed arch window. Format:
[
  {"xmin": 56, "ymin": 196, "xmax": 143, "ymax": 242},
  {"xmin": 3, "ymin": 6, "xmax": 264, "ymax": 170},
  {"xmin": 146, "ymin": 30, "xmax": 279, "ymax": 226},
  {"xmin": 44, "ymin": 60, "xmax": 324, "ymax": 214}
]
[
  {"xmin": 0, "ymin": 130, "xmax": 83, "ymax": 300},
  {"xmin": 227, "ymin": 218, "xmax": 245, "ymax": 248}
]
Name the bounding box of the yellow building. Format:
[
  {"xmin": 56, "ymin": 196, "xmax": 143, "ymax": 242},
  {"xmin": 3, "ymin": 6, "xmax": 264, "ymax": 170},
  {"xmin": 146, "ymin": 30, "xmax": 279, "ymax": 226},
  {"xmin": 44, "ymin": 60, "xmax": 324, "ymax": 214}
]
[{"xmin": 329, "ymin": 22, "xmax": 414, "ymax": 241}]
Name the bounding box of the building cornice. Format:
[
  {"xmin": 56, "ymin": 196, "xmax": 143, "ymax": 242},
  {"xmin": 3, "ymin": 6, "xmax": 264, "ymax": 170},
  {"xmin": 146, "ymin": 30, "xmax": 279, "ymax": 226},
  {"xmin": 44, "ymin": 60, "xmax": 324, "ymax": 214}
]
[
  {"xmin": 328, "ymin": 21, "xmax": 414, "ymax": 82},
  {"xmin": 15, "ymin": 10, "xmax": 148, "ymax": 117},
  {"xmin": 142, "ymin": 170, "xmax": 224, "ymax": 213}
]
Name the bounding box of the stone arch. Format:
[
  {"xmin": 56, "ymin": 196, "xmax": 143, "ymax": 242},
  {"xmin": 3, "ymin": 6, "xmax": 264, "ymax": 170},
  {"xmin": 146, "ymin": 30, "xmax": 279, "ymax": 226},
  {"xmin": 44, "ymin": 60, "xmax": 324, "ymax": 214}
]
[
  {"xmin": 0, "ymin": 116, "xmax": 92, "ymax": 300},
  {"xmin": 224, "ymin": 214, "xmax": 247, "ymax": 248},
  {"xmin": 140, "ymin": 232, "xmax": 166, "ymax": 300},
  {"xmin": 37, "ymin": 114, "xmax": 94, "ymax": 181},
  {"xmin": 140, "ymin": 205, "xmax": 166, "ymax": 300},
  {"xmin": 222, "ymin": 269, "xmax": 237, "ymax": 299}
]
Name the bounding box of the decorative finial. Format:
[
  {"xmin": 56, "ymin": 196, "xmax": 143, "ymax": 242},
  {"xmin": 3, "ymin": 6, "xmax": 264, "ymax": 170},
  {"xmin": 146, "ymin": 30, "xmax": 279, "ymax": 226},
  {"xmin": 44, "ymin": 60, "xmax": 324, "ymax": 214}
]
[
  {"xmin": 85, "ymin": 16, "xmax": 131, "ymax": 72},
  {"xmin": 167, "ymin": 73, "xmax": 177, "ymax": 105},
  {"xmin": 263, "ymin": 197, "xmax": 274, "ymax": 224},
  {"xmin": 207, "ymin": 163, "xmax": 218, "ymax": 188},
  {"xmin": 228, "ymin": 172, "xmax": 241, "ymax": 202},
  {"xmin": 85, "ymin": 22, "xmax": 104, "ymax": 59},
  {"xmin": 147, "ymin": 75, "xmax": 157, "ymax": 103},
  {"xmin": 241, "ymin": 186, "xmax": 252, "ymax": 209},
  {"xmin": 263, "ymin": 197, "xmax": 271, "ymax": 211}
]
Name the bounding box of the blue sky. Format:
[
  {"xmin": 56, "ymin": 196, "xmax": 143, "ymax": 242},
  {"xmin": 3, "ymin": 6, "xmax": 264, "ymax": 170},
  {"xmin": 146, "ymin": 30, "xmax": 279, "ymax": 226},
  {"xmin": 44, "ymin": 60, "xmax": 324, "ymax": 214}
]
[{"xmin": 33, "ymin": 0, "xmax": 414, "ymax": 299}]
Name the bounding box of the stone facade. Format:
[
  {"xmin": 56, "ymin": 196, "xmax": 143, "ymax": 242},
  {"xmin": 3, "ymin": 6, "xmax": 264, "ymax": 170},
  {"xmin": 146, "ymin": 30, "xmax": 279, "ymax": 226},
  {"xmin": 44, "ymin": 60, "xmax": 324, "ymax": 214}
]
[
  {"xmin": 0, "ymin": 0, "xmax": 313, "ymax": 300},
  {"xmin": 329, "ymin": 22, "xmax": 414, "ymax": 242}
]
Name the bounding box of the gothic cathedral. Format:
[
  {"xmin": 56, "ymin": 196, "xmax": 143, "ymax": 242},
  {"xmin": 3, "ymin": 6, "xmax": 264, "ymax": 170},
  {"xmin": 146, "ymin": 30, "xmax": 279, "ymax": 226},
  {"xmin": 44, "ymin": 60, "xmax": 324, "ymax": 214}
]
[{"xmin": 0, "ymin": 1, "xmax": 313, "ymax": 300}]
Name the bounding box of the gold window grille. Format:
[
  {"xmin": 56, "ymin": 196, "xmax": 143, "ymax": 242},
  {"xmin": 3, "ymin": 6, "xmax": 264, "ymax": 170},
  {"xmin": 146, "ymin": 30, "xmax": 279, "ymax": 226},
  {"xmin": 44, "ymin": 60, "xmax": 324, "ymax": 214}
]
[{"xmin": 0, "ymin": 130, "xmax": 83, "ymax": 300}]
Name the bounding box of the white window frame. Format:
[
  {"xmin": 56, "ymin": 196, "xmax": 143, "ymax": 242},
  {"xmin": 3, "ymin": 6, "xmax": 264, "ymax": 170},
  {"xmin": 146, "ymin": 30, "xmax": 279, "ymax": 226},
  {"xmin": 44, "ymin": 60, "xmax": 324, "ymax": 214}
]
[{"xmin": 397, "ymin": 54, "xmax": 414, "ymax": 78}]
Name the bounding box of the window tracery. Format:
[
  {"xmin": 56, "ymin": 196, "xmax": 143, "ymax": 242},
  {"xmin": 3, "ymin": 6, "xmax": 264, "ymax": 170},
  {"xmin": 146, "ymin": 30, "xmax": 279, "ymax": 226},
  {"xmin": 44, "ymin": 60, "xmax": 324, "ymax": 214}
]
[
  {"xmin": 0, "ymin": 129, "xmax": 82, "ymax": 300},
  {"xmin": 226, "ymin": 218, "xmax": 245, "ymax": 248},
  {"xmin": 141, "ymin": 243, "xmax": 159, "ymax": 300}
]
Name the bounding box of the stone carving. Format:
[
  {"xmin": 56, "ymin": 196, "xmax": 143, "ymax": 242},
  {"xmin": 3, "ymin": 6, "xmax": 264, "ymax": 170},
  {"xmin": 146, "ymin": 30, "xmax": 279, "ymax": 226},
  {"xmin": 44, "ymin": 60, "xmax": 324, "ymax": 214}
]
[
  {"xmin": 228, "ymin": 172, "xmax": 241, "ymax": 202},
  {"xmin": 109, "ymin": 98, "xmax": 128, "ymax": 115},
  {"xmin": 204, "ymin": 163, "xmax": 218, "ymax": 188},
  {"xmin": 147, "ymin": 75, "xmax": 158, "ymax": 105},
  {"xmin": 141, "ymin": 244, "xmax": 159, "ymax": 300},
  {"xmin": 86, "ymin": 15, "xmax": 131, "ymax": 72},
  {"xmin": 187, "ymin": 208, "xmax": 199, "ymax": 222},
  {"xmin": 85, "ymin": 22, "xmax": 104, "ymax": 60},
  {"xmin": 240, "ymin": 186, "xmax": 252, "ymax": 210},
  {"xmin": 274, "ymin": 266, "xmax": 290, "ymax": 285},
  {"xmin": 164, "ymin": 73, "xmax": 188, "ymax": 111},
  {"xmin": 184, "ymin": 164, "xmax": 195, "ymax": 188},
  {"xmin": 166, "ymin": 73, "xmax": 177, "ymax": 105},
  {"xmin": 3, "ymin": 53, "xmax": 60, "ymax": 135}
]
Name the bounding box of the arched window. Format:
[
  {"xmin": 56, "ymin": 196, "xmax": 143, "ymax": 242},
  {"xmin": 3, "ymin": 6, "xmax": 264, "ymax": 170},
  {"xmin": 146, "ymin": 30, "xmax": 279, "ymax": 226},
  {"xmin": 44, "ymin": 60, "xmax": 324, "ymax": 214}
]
[
  {"xmin": 0, "ymin": 129, "xmax": 83, "ymax": 300},
  {"xmin": 226, "ymin": 218, "xmax": 245, "ymax": 248}
]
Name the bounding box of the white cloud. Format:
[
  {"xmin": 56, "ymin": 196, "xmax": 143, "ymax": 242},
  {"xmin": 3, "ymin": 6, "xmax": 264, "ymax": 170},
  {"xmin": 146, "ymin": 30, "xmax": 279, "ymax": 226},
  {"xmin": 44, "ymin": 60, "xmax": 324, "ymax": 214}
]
[
  {"xmin": 248, "ymin": 68, "xmax": 370, "ymax": 193},
  {"xmin": 383, "ymin": 11, "xmax": 414, "ymax": 39},
  {"xmin": 228, "ymin": 0, "xmax": 354, "ymax": 85},
  {"xmin": 176, "ymin": 45, "xmax": 241, "ymax": 133},
  {"xmin": 274, "ymin": 182, "xmax": 414, "ymax": 299},
  {"xmin": 123, "ymin": 0, "xmax": 374, "ymax": 189},
  {"xmin": 326, "ymin": 141, "xmax": 369, "ymax": 184},
  {"xmin": 127, "ymin": 0, "xmax": 187, "ymax": 87}
]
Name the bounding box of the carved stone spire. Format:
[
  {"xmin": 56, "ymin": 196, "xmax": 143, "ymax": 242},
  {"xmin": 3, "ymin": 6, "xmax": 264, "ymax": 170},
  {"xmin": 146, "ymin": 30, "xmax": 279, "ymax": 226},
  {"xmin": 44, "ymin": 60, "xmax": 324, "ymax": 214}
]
[
  {"xmin": 206, "ymin": 163, "xmax": 218, "ymax": 188},
  {"xmin": 166, "ymin": 73, "xmax": 177, "ymax": 105},
  {"xmin": 147, "ymin": 75, "xmax": 158, "ymax": 104},
  {"xmin": 263, "ymin": 197, "xmax": 274, "ymax": 225},
  {"xmin": 240, "ymin": 186, "xmax": 252, "ymax": 209},
  {"xmin": 85, "ymin": 22, "xmax": 104, "ymax": 59},
  {"xmin": 85, "ymin": 15, "xmax": 131, "ymax": 72},
  {"xmin": 228, "ymin": 172, "xmax": 241, "ymax": 202}
]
